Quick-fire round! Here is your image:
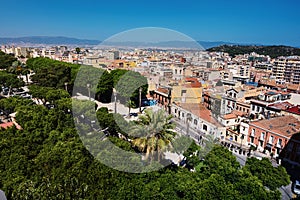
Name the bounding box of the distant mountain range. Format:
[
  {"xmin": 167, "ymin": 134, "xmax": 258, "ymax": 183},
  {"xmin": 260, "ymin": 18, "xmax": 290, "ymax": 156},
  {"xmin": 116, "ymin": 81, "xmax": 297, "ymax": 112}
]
[
  {"xmin": 0, "ymin": 36, "xmax": 237, "ymax": 49},
  {"xmin": 0, "ymin": 36, "xmax": 100, "ymax": 46},
  {"xmin": 0, "ymin": 36, "xmax": 298, "ymax": 49}
]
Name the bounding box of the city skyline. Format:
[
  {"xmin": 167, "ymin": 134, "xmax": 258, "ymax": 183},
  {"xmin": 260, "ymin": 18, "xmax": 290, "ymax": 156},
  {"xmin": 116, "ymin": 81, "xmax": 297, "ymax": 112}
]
[{"xmin": 1, "ymin": 0, "xmax": 300, "ymax": 47}]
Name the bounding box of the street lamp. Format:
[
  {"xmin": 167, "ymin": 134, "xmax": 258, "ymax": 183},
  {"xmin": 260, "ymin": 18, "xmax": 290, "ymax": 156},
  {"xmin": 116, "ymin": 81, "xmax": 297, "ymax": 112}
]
[
  {"xmin": 139, "ymin": 87, "xmax": 142, "ymax": 113},
  {"xmin": 64, "ymin": 82, "xmax": 68, "ymax": 92},
  {"xmin": 87, "ymin": 83, "xmax": 91, "ymax": 101},
  {"xmin": 113, "ymin": 88, "xmax": 117, "ymax": 114},
  {"xmin": 186, "ymin": 113, "xmax": 192, "ymax": 137}
]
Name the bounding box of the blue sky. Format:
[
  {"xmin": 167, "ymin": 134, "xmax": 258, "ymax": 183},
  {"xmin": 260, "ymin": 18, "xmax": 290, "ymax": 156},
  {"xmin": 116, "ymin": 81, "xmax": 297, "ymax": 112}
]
[{"xmin": 1, "ymin": 0, "xmax": 300, "ymax": 46}]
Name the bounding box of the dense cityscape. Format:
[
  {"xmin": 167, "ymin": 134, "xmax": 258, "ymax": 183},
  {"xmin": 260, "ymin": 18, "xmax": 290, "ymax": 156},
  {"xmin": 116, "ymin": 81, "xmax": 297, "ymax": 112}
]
[
  {"xmin": 1, "ymin": 0, "xmax": 300, "ymax": 199},
  {"xmin": 0, "ymin": 41, "xmax": 300, "ymax": 199}
]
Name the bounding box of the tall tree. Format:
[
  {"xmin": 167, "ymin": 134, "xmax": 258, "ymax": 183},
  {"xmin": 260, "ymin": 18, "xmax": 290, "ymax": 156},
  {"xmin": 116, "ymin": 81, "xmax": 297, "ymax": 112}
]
[
  {"xmin": 130, "ymin": 109, "xmax": 176, "ymax": 161},
  {"xmin": 114, "ymin": 70, "xmax": 148, "ymax": 103},
  {"xmin": 0, "ymin": 51, "xmax": 17, "ymax": 69},
  {"xmin": 126, "ymin": 100, "xmax": 135, "ymax": 117},
  {"xmin": 96, "ymin": 70, "xmax": 113, "ymax": 103},
  {"xmin": 244, "ymin": 157, "xmax": 290, "ymax": 190}
]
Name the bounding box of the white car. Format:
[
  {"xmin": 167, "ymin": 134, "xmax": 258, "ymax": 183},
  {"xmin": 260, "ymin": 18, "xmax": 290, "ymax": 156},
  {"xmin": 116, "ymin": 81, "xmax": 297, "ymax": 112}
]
[{"xmin": 293, "ymin": 180, "xmax": 300, "ymax": 195}]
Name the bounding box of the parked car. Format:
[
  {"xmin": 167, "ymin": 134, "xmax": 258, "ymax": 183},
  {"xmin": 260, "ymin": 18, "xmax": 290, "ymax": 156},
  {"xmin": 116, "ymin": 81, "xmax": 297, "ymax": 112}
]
[
  {"xmin": 130, "ymin": 113, "xmax": 138, "ymax": 117},
  {"xmin": 293, "ymin": 180, "xmax": 300, "ymax": 195}
]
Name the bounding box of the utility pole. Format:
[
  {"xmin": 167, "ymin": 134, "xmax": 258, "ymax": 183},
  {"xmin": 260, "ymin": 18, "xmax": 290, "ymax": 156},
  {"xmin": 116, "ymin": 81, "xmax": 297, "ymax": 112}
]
[
  {"xmin": 139, "ymin": 87, "xmax": 142, "ymax": 113},
  {"xmin": 64, "ymin": 82, "xmax": 68, "ymax": 92},
  {"xmin": 186, "ymin": 113, "xmax": 192, "ymax": 137},
  {"xmin": 113, "ymin": 88, "xmax": 117, "ymax": 114},
  {"xmin": 87, "ymin": 83, "xmax": 91, "ymax": 101}
]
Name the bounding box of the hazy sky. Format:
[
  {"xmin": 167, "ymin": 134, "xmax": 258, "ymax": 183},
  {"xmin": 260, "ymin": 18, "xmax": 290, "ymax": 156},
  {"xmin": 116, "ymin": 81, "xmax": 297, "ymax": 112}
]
[{"xmin": 1, "ymin": 0, "xmax": 300, "ymax": 46}]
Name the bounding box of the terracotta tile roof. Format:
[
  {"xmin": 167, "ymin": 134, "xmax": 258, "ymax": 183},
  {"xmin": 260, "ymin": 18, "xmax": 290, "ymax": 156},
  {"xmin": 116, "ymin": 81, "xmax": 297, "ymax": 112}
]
[
  {"xmin": 0, "ymin": 121, "xmax": 22, "ymax": 130},
  {"xmin": 184, "ymin": 77, "xmax": 202, "ymax": 88},
  {"xmin": 250, "ymin": 115, "xmax": 300, "ymax": 137},
  {"xmin": 232, "ymin": 110, "xmax": 247, "ymax": 117},
  {"xmin": 222, "ymin": 113, "xmax": 238, "ymax": 120},
  {"xmin": 156, "ymin": 87, "xmax": 168, "ymax": 95},
  {"xmin": 287, "ymin": 83, "xmax": 300, "ymax": 91},
  {"xmin": 178, "ymin": 103, "xmax": 223, "ymax": 127},
  {"xmin": 0, "ymin": 122, "xmax": 14, "ymax": 129},
  {"xmin": 258, "ymin": 79, "xmax": 300, "ymax": 92},
  {"xmin": 268, "ymin": 101, "xmax": 294, "ymax": 111},
  {"xmin": 286, "ymin": 105, "xmax": 300, "ymax": 115}
]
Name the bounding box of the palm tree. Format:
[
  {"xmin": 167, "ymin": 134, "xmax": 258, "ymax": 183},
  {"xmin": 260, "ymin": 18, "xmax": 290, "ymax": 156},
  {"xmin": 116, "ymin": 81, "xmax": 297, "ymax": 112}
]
[
  {"xmin": 126, "ymin": 100, "xmax": 135, "ymax": 117},
  {"xmin": 130, "ymin": 109, "xmax": 176, "ymax": 161}
]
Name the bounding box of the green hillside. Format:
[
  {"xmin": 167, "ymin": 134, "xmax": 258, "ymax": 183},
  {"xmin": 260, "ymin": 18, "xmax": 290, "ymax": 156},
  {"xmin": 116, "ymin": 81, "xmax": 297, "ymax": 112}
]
[{"xmin": 207, "ymin": 45, "xmax": 300, "ymax": 58}]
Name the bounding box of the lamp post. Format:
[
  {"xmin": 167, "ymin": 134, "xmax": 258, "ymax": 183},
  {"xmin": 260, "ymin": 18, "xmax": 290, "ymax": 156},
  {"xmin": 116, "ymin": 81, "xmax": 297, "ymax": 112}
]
[
  {"xmin": 113, "ymin": 88, "xmax": 117, "ymax": 114},
  {"xmin": 64, "ymin": 82, "xmax": 68, "ymax": 92},
  {"xmin": 139, "ymin": 87, "xmax": 142, "ymax": 113},
  {"xmin": 186, "ymin": 113, "xmax": 192, "ymax": 137},
  {"xmin": 87, "ymin": 83, "xmax": 91, "ymax": 101}
]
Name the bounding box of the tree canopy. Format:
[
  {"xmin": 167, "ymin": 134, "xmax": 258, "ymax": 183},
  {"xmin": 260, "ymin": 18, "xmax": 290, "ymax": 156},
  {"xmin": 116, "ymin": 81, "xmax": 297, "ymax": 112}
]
[
  {"xmin": 0, "ymin": 71, "xmax": 24, "ymax": 88},
  {"xmin": 0, "ymin": 51, "xmax": 17, "ymax": 69}
]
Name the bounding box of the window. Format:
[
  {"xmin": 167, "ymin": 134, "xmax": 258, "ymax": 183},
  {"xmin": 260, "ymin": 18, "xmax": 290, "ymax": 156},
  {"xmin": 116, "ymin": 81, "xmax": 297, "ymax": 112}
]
[
  {"xmin": 182, "ymin": 113, "xmax": 185, "ymax": 118},
  {"xmin": 259, "ymin": 140, "xmax": 263, "ymax": 147},
  {"xmin": 175, "ymin": 109, "xmax": 177, "ymax": 113},
  {"xmin": 194, "ymin": 119, "xmax": 198, "ymax": 125},
  {"xmin": 235, "ymin": 135, "xmax": 238, "ymax": 141},
  {"xmin": 251, "ymin": 128, "xmax": 255, "ymax": 136},
  {"xmin": 234, "ymin": 93, "xmax": 237, "ymax": 98},
  {"xmin": 203, "ymin": 124, "xmax": 208, "ymax": 131},
  {"xmin": 250, "ymin": 137, "xmax": 254, "ymax": 143},
  {"xmin": 260, "ymin": 132, "xmax": 265, "ymax": 140},
  {"xmin": 268, "ymin": 136, "xmax": 274, "ymax": 144},
  {"xmin": 277, "ymin": 138, "xmax": 282, "ymax": 147}
]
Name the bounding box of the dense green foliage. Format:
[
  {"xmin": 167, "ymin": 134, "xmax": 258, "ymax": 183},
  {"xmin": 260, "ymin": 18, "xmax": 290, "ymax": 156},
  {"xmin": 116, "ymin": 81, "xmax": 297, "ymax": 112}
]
[
  {"xmin": 0, "ymin": 71, "xmax": 24, "ymax": 88},
  {"xmin": 26, "ymin": 58, "xmax": 148, "ymax": 104},
  {"xmin": 244, "ymin": 157, "xmax": 290, "ymax": 190},
  {"xmin": 0, "ymin": 94, "xmax": 289, "ymax": 199},
  {"xmin": 27, "ymin": 57, "xmax": 78, "ymax": 89},
  {"xmin": 0, "ymin": 51, "xmax": 17, "ymax": 69},
  {"xmin": 207, "ymin": 45, "xmax": 300, "ymax": 58},
  {"xmin": 114, "ymin": 70, "xmax": 148, "ymax": 103}
]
